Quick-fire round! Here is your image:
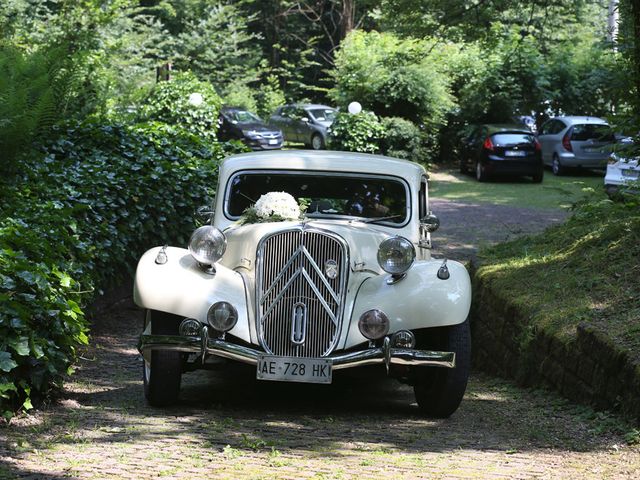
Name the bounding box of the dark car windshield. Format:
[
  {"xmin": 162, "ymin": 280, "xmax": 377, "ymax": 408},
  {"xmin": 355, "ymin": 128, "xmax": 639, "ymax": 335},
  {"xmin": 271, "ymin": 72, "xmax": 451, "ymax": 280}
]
[
  {"xmin": 491, "ymin": 133, "xmax": 535, "ymax": 145},
  {"xmin": 308, "ymin": 109, "xmax": 337, "ymax": 122},
  {"xmin": 571, "ymin": 124, "xmax": 615, "ymax": 142},
  {"xmin": 226, "ymin": 171, "xmax": 408, "ymax": 224},
  {"xmin": 224, "ymin": 110, "xmax": 262, "ymax": 124}
]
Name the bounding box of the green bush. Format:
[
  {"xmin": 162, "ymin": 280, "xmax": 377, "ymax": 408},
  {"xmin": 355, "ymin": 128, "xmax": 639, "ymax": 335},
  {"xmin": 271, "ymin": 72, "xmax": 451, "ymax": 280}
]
[
  {"xmin": 140, "ymin": 72, "xmax": 222, "ymax": 140},
  {"xmin": 0, "ymin": 43, "xmax": 98, "ymax": 175},
  {"xmin": 380, "ymin": 117, "xmax": 427, "ymax": 162},
  {"xmin": 0, "ymin": 120, "xmax": 246, "ymax": 418},
  {"xmin": 327, "ymin": 111, "xmax": 385, "ymax": 154}
]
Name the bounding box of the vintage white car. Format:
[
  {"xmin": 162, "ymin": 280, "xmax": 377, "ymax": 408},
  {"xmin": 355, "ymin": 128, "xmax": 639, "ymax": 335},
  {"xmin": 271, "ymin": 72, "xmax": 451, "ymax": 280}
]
[{"xmin": 135, "ymin": 150, "xmax": 472, "ymax": 417}]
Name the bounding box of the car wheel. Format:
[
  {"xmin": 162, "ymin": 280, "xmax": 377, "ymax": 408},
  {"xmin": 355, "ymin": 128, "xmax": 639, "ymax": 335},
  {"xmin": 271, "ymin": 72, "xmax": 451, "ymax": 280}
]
[
  {"xmin": 532, "ymin": 168, "xmax": 544, "ymax": 183},
  {"xmin": 413, "ymin": 320, "xmax": 471, "ymax": 418},
  {"xmin": 143, "ymin": 309, "xmax": 182, "ymax": 406},
  {"xmin": 551, "ymin": 155, "xmax": 564, "ymax": 176},
  {"xmin": 311, "ymin": 133, "xmax": 324, "ymax": 150},
  {"xmin": 475, "ymin": 161, "xmax": 488, "ymax": 182}
]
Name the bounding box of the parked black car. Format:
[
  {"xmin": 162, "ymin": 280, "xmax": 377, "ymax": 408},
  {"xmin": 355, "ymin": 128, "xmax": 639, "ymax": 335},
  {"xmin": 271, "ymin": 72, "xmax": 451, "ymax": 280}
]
[
  {"xmin": 269, "ymin": 104, "xmax": 337, "ymax": 150},
  {"xmin": 459, "ymin": 124, "xmax": 544, "ymax": 182},
  {"xmin": 218, "ymin": 107, "xmax": 283, "ymax": 150}
]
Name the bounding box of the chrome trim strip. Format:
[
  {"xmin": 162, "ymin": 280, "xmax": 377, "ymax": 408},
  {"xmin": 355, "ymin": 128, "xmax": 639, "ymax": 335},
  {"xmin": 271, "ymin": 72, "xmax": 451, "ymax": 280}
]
[{"xmin": 139, "ymin": 334, "xmax": 456, "ymax": 370}]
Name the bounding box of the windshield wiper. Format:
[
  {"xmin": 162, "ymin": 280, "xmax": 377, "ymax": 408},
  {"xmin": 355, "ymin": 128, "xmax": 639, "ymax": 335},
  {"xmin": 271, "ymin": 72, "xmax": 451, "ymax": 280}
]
[{"xmin": 361, "ymin": 215, "xmax": 402, "ymax": 224}]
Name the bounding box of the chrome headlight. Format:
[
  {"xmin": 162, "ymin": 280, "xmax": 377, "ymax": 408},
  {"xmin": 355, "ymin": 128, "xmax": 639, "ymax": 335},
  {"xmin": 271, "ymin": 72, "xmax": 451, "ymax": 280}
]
[
  {"xmin": 358, "ymin": 309, "xmax": 390, "ymax": 340},
  {"xmin": 377, "ymin": 236, "xmax": 415, "ymax": 275},
  {"xmin": 207, "ymin": 302, "xmax": 238, "ymax": 332},
  {"xmin": 188, "ymin": 225, "xmax": 226, "ymax": 266}
]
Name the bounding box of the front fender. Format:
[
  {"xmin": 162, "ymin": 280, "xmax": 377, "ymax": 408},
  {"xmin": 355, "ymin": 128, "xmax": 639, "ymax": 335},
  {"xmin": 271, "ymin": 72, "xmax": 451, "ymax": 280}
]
[
  {"xmin": 133, "ymin": 246, "xmax": 250, "ymax": 343},
  {"xmin": 344, "ymin": 259, "xmax": 471, "ymax": 348}
]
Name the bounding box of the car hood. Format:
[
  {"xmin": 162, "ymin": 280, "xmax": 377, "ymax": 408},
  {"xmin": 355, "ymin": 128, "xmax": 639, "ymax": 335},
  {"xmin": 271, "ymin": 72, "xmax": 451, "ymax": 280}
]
[
  {"xmin": 238, "ymin": 122, "xmax": 281, "ymax": 134},
  {"xmin": 220, "ymin": 220, "xmax": 390, "ymax": 274}
]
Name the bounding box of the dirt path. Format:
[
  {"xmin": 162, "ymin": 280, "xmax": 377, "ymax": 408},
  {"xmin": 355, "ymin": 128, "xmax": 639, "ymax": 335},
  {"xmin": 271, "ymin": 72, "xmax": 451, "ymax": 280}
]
[{"xmin": 2, "ymin": 181, "xmax": 638, "ymax": 480}]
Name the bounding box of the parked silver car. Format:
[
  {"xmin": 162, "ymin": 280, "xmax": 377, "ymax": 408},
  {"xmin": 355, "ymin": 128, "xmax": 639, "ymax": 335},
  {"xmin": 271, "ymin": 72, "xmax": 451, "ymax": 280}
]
[
  {"xmin": 537, "ymin": 116, "xmax": 615, "ymax": 175},
  {"xmin": 269, "ymin": 104, "xmax": 337, "ymax": 150}
]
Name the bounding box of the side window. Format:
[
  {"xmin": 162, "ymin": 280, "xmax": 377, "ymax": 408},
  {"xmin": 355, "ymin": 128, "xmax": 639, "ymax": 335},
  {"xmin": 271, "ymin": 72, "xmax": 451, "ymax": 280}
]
[
  {"xmin": 540, "ymin": 120, "xmax": 556, "ymax": 135},
  {"xmin": 555, "ymin": 120, "xmax": 567, "ymax": 134},
  {"xmin": 419, "ymin": 176, "xmax": 428, "ymax": 219}
]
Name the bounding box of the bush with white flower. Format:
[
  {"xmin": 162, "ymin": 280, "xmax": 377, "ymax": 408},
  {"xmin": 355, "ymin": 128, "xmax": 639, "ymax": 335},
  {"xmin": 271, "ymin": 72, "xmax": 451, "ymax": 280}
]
[{"xmin": 240, "ymin": 192, "xmax": 306, "ymax": 224}]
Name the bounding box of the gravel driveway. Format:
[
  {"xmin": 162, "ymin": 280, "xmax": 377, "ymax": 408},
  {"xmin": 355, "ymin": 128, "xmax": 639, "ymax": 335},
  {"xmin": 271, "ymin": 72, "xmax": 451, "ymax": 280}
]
[{"xmin": 2, "ymin": 178, "xmax": 638, "ymax": 480}]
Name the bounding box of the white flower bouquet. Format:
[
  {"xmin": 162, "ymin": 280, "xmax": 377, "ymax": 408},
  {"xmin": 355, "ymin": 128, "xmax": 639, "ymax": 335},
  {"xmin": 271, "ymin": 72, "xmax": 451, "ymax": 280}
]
[{"xmin": 240, "ymin": 192, "xmax": 306, "ymax": 224}]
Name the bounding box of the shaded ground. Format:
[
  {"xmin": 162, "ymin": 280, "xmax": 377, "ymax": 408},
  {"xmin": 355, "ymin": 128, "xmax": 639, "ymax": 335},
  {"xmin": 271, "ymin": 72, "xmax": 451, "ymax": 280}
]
[{"xmin": 2, "ymin": 169, "xmax": 638, "ymax": 479}]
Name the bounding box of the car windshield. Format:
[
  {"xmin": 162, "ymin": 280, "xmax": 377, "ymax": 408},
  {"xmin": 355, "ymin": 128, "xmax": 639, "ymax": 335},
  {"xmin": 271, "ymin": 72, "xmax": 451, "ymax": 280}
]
[
  {"xmin": 308, "ymin": 109, "xmax": 337, "ymax": 122},
  {"xmin": 571, "ymin": 124, "xmax": 615, "ymax": 142},
  {"xmin": 225, "ymin": 110, "xmax": 262, "ymax": 124},
  {"xmin": 491, "ymin": 133, "xmax": 535, "ymax": 145},
  {"xmin": 226, "ymin": 171, "xmax": 408, "ymax": 224}
]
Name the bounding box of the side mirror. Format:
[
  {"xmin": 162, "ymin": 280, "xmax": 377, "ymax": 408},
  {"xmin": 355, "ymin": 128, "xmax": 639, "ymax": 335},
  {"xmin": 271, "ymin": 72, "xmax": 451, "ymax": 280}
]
[
  {"xmin": 196, "ymin": 205, "xmax": 215, "ymax": 222},
  {"xmin": 420, "ymin": 212, "xmax": 440, "ymax": 233},
  {"xmin": 301, "ymin": 117, "xmax": 309, "ymax": 123}
]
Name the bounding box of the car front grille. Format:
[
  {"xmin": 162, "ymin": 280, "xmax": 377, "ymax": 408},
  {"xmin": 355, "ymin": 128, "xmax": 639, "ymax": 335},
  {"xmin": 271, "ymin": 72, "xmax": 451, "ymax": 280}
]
[{"xmin": 256, "ymin": 227, "xmax": 348, "ymax": 358}]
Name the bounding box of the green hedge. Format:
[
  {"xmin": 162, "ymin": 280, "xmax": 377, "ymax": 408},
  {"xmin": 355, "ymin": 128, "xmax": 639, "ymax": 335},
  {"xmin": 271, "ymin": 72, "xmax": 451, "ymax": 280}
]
[
  {"xmin": 0, "ymin": 120, "xmax": 247, "ymax": 418},
  {"xmin": 327, "ymin": 111, "xmax": 385, "ymax": 154}
]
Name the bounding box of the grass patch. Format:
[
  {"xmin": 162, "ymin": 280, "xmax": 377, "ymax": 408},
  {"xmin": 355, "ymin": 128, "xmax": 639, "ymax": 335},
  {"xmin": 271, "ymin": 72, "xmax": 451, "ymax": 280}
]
[
  {"xmin": 476, "ymin": 196, "xmax": 640, "ymax": 362},
  {"xmin": 430, "ymin": 167, "xmax": 606, "ymax": 210}
]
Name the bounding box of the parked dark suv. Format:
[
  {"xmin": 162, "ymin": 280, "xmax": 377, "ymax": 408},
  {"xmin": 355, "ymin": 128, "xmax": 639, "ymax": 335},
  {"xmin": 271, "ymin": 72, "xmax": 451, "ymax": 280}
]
[
  {"xmin": 459, "ymin": 124, "xmax": 543, "ymax": 182},
  {"xmin": 269, "ymin": 104, "xmax": 337, "ymax": 149},
  {"xmin": 217, "ymin": 107, "xmax": 283, "ymax": 150}
]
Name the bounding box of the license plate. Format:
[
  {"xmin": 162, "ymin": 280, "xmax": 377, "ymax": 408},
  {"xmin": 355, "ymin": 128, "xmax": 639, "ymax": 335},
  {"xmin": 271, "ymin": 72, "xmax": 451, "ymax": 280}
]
[
  {"xmin": 504, "ymin": 150, "xmax": 526, "ymax": 157},
  {"xmin": 256, "ymin": 355, "xmax": 332, "ymax": 384},
  {"xmin": 583, "ymin": 147, "xmax": 600, "ymax": 153},
  {"xmin": 622, "ymin": 169, "xmax": 639, "ymax": 178},
  {"xmin": 268, "ymin": 139, "xmax": 278, "ymax": 145}
]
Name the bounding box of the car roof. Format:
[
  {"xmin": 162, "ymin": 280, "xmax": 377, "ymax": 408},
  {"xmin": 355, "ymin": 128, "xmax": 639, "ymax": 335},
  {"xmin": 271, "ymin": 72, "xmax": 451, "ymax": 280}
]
[
  {"xmin": 283, "ymin": 104, "xmax": 336, "ymax": 110},
  {"xmin": 218, "ymin": 150, "xmax": 426, "ymax": 183},
  {"xmin": 484, "ymin": 124, "xmax": 532, "ymax": 133},
  {"xmin": 551, "ymin": 116, "xmax": 608, "ymax": 125}
]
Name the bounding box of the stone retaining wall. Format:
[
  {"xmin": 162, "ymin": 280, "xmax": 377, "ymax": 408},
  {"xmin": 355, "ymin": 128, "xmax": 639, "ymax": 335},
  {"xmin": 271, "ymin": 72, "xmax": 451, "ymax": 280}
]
[{"xmin": 470, "ymin": 262, "xmax": 640, "ymax": 423}]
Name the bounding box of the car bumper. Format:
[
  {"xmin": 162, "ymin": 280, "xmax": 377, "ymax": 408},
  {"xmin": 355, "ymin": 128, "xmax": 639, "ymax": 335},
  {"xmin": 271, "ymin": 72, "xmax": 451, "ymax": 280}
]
[
  {"xmin": 139, "ymin": 327, "xmax": 456, "ymax": 371},
  {"xmin": 245, "ymin": 138, "xmax": 283, "ymax": 150},
  {"xmin": 558, "ymin": 152, "xmax": 608, "ymax": 168},
  {"xmin": 483, "ymin": 157, "xmax": 541, "ymax": 175}
]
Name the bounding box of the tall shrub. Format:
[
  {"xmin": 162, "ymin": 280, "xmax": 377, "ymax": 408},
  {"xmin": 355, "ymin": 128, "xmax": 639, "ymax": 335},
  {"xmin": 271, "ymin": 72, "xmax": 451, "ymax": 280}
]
[{"xmin": 0, "ymin": 121, "xmax": 245, "ymax": 418}]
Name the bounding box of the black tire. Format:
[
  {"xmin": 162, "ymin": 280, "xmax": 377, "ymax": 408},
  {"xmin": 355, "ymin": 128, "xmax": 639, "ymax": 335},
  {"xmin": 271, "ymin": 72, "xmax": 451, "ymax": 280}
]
[
  {"xmin": 310, "ymin": 133, "xmax": 324, "ymax": 150},
  {"xmin": 413, "ymin": 320, "xmax": 471, "ymax": 418},
  {"xmin": 532, "ymin": 168, "xmax": 544, "ymax": 183},
  {"xmin": 475, "ymin": 161, "xmax": 488, "ymax": 182},
  {"xmin": 143, "ymin": 310, "xmax": 182, "ymax": 406},
  {"xmin": 551, "ymin": 155, "xmax": 564, "ymax": 176}
]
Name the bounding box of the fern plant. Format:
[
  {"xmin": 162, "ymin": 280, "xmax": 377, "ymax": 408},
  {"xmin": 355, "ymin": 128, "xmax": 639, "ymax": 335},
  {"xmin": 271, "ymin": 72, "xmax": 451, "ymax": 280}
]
[{"xmin": 0, "ymin": 44, "xmax": 92, "ymax": 175}]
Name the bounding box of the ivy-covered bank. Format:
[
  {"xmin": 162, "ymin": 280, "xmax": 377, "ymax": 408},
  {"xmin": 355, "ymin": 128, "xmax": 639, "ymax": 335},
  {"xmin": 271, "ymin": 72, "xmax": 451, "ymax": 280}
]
[
  {"xmin": 0, "ymin": 120, "xmax": 246, "ymax": 418},
  {"xmin": 471, "ymin": 198, "xmax": 640, "ymax": 423}
]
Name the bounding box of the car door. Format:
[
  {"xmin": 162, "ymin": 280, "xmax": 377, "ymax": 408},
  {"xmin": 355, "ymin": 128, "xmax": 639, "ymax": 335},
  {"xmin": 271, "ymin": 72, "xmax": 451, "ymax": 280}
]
[
  {"xmin": 538, "ymin": 120, "xmax": 564, "ymax": 163},
  {"xmin": 274, "ymin": 106, "xmax": 295, "ymax": 142}
]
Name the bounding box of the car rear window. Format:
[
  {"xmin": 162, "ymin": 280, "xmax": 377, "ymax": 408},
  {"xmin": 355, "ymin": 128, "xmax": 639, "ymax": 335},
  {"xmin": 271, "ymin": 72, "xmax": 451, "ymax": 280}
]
[
  {"xmin": 226, "ymin": 171, "xmax": 408, "ymax": 224},
  {"xmin": 491, "ymin": 133, "xmax": 535, "ymax": 145},
  {"xmin": 571, "ymin": 124, "xmax": 615, "ymax": 142}
]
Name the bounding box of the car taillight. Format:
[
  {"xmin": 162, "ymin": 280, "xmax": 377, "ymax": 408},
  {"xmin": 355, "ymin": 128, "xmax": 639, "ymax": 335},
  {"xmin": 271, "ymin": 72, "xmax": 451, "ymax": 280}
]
[
  {"xmin": 483, "ymin": 136, "xmax": 494, "ymax": 151},
  {"xmin": 562, "ymin": 133, "xmax": 573, "ymax": 152},
  {"xmin": 534, "ymin": 139, "xmax": 541, "ymax": 152}
]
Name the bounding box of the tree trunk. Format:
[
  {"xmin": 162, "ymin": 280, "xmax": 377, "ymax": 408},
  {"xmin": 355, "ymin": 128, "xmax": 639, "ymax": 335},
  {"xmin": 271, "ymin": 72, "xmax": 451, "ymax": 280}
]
[
  {"xmin": 632, "ymin": 0, "xmax": 640, "ymax": 113},
  {"xmin": 340, "ymin": 0, "xmax": 355, "ymax": 39}
]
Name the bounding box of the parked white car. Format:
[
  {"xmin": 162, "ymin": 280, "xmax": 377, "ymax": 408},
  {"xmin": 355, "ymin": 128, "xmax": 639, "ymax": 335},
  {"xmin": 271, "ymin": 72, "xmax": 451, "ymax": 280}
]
[
  {"xmin": 604, "ymin": 139, "xmax": 639, "ymax": 196},
  {"xmin": 134, "ymin": 150, "xmax": 472, "ymax": 417}
]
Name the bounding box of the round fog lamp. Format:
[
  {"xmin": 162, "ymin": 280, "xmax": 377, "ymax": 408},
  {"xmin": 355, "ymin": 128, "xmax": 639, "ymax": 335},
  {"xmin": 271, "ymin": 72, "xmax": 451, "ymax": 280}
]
[
  {"xmin": 377, "ymin": 236, "xmax": 415, "ymax": 275},
  {"xmin": 208, "ymin": 302, "xmax": 238, "ymax": 332},
  {"xmin": 189, "ymin": 225, "xmax": 226, "ymax": 266},
  {"xmin": 358, "ymin": 309, "xmax": 390, "ymax": 340},
  {"xmin": 392, "ymin": 330, "xmax": 416, "ymax": 349},
  {"xmin": 179, "ymin": 318, "xmax": 202, "ymax": 337}
]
